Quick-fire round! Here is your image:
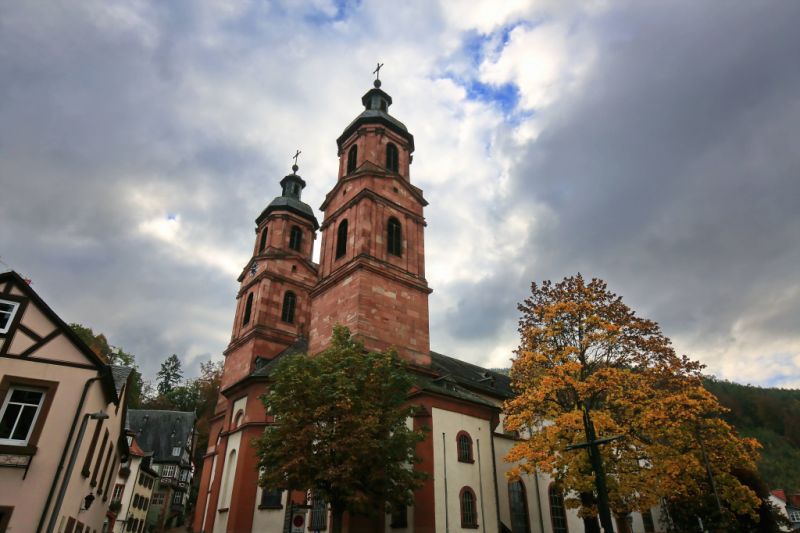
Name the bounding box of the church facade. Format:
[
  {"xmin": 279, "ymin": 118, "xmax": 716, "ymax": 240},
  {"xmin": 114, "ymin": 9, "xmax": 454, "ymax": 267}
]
[{"xmin": 192, "ymin": 81, "xmax": 661, "ymax": 533}]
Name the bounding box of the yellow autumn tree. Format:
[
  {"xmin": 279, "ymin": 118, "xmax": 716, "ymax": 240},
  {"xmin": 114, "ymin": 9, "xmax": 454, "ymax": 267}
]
[{"xmin": 504, "ymin": 274, "xmax": 761, "ymax": 529}]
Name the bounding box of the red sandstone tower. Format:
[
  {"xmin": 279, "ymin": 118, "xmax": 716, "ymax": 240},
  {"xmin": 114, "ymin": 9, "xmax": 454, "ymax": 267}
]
[
  {"xmin": 195, "ymin": 79, "xmax": 440, "ymax": 533},
  {"xmin": 219, "ymin": 167, "xmax": 319, "ymax": 392},
  {"xmin": 309, "ymin": 78, "xmax": 432, "ymax": 366}
]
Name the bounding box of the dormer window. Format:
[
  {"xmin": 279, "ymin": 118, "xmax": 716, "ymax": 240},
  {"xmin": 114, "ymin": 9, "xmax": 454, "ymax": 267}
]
[
  {"xmin": 347, "ymin": 145, "xmax": 358, "ymax": 174},
  {"xmin": 0, "ymin": 299, "xmax": 20, "ymax": 334},
  {"xmin": 336, "ymin": 220, "xmax": 348, "ymax": 259},
  {"xmin": 387, "ymin": 217, "xmax": 402, "ymax": 257},
  {"xmin": 289, "ymin": 226, "xmax": 302, "ymax": 252},
  {"xmin": 386, "ymin": 143, "xmax": 399, "ymax": 172}
]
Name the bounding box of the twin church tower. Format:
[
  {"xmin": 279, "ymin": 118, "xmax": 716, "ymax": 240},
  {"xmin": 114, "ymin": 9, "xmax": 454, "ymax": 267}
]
[
  {"xmin": 195, "ymin": 78, "xmax": 442, "ymax": 532},
  {"xmin": 220, "ymin": 77, "xmax": 431, "ymax": 397}
]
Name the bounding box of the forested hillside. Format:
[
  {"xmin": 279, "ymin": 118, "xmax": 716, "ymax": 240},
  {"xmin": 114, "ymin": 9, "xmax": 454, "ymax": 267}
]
[{"xmin": 704, "ymin": 378, "xmax": 800, "ymax": 492}]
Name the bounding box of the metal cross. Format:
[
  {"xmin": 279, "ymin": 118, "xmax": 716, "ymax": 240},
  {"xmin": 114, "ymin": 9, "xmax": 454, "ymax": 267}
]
[
  {"xmin": 373, "ymin": 62, "xmax": 384, "ymax": 81},
  {"xmin": 292, "ymin": 149, "xmax": 301, "ymax": 166}
]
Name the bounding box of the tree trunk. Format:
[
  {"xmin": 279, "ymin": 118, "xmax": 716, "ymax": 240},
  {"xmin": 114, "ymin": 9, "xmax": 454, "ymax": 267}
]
[
  {"xmin": 580, "ymin": 492, "xmax": 601, "ymax": 533},
  {"xmin": 331, "ymin": 504, "xmax": 344, "ymax": 533}
]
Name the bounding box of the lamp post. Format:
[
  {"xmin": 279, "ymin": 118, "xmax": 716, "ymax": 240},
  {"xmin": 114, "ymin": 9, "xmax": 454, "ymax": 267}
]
[{"xmin": 46, "ymin": 410, "xmax": 109, "ymax": 533}]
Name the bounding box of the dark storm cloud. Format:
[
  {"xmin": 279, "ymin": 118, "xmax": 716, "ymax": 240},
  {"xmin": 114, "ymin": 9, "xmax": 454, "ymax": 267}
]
[
  {"xmin": 0, "ymin": 2, "xmax": 272, "ymax": 378},
  {"xmin": 448, "ymin": 1, "xmax": 800, "ymax": 381}
]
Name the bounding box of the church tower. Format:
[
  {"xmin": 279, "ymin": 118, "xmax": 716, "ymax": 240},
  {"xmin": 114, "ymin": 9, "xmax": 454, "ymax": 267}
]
[
  {"xmin": 308, "ymin": 79, "xmax": 432, "ymax": 366},
  {"xmin": 219, "ymin": 164, "xmax": 319, "ymax": 392}
]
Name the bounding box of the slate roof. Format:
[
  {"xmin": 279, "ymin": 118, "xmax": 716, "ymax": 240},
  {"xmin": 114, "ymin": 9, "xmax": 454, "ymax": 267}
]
[
  {"xmin": 247, "ymin": 339, "xmax": 511, "ymax": 410},
  {"xmin": 127, "ymin": 409, "xmax": 195, "ymax": 464},
  {"xmin": 250, "ymin": 338, "xmax": 309, "ymax": 378},
  {"xmin": 256, "ymin": 194, "xmax": 319, "ymax": 229},
  {"xmin": 429, "ymin": 351, "xmax": 513, "ymax": 399},
  {"xmin": 109, "ymin": 365, "xmax": 133, "ymax": 396}
]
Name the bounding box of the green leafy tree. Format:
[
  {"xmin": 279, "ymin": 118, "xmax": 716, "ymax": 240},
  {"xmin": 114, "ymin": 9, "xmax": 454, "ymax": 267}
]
[
  {"xmin": 255, "ymin": 326, "xmax": 427, "ymax": 533},
  {"xmin": 156, "ymin": 353, "xmax": 183, "ymax": 396},
  {"xmin": 70, "ymin": 323, "xmax": 144, "ymax": 408}
]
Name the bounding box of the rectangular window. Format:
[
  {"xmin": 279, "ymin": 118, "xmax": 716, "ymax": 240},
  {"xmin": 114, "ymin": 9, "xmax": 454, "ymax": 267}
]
[
  {"xmin": 260, "ymin": 488, "xmax": 283, "ymax": 508},
  {"xmin": 172, "ymin": 491, "xmax": 183, "ymax": 505},
  {"xmin": 112, "ymin": 484, "xmax": 125, "ymax": 502},
  {"xmin": 161, "ymin": 464, "xmax": 177, "ymax": 478},
  {"xmin": 309, "ymin": 494, "xmax": 327, "ymax": 530},
  {"xmin": 390, "ymin": 505, "xmax": 407, "ymax": 528},
  {"xmin": 171, "ymin": 446, "xmax": 181, "ymax": 456},
  {"xmin": 0, "ymin": 386, "xmax": 45, "ymax": 445},
  {"xmin": 790, "ymin": 510, "xmax": 800, "ymax": 521},
  {"xmin": 0, "ymin": 300, "xmax": 20, "ymax": 334},
  {"xmin": 151, "ymin": 492, "xmax": 165, "ymax": 506}
]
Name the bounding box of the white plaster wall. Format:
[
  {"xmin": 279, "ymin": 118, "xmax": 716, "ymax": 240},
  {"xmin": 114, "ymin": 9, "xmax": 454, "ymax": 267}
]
[
  {"xmin": 212, "ymin": 420, "xmax": 243, "ymax": 533},
  {"xmin": 432, "ymin": 407, "xmax": 498, "ymax": 532},
  {"xmin": 0, "ymin": 358, "xmax": 101, "ymax": 531},
  {"xmin": 112, "ymin": 455, "xmax": 141, "ymax": 533},
  {"xmin": 493, "ymin": 434, "xmax": 549, "ymax": 533},
  {"xmin": 251, "ymin": 487, "xmax": 288, "ymax": 531}
]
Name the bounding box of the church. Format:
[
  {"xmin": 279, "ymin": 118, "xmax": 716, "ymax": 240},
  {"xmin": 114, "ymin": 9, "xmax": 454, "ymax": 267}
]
[{"xmin": 192, "ymin": 78, "xmax": 662, "ymax": 533}]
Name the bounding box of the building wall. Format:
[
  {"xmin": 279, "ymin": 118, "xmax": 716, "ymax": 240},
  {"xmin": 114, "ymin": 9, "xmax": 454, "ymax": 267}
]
[
  {"xmin": 112, "ymin": 456, "xmax": 154, "ymax": 533},
  {"xmin": 431, "ymin": 407, "xmax": 499, "ymax": 532},
  {"xmin": 211, "ymin": 396, "xmax": 246, "ymax": 533},
  {"xmin": 0, "ymin": 354, "xmax": 124, "ymax": 533},
  {"xmin": 250, "ymin": 485, "xmax": 286, "ymax": 532}
]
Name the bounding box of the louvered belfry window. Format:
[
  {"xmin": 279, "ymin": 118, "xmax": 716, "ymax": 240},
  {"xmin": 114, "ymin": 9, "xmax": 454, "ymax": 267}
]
[
  {"xmin": 281, "ymin": 291, "xmax": 296, "ymax": 324},
  {"xmin": 289, "ymin": 226, "xmax": 302, "ymax": 252},
  {"xmin": 347, "ymin": 145, "xmax": 357, "ymax": 173},
  {"xmin": 336, "ymin": 220, "xmax": 348, "ymax": 259},
  {"xmin": 386, "ymin": 142, "xmax": 399, "ymax": 172},
  {"xmin": 387, "ymin": 217, "xmax": 402, "ymax": 256}
]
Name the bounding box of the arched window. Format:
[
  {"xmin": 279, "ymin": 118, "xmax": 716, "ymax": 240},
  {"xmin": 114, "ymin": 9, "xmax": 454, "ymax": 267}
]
[
  {"xmin": 459, "ymin": 487, "xmax": 478, "ymax": 528},
  {"xmin": 289, "ymin": 225, "xmax": 302, "ymax": 251},
  {"xmin": 242, "ymin": 293, "xmax": 253, "ymax": 326},
  {"xmin": 549, "ymin": 484, "xmax": 568, "ymax": 533},
  {"xmin": 281, "ymin": 291, "xmax": 296, "ymax": 324},
  {"xmin": 336, "ymin": 219, "xmax": 348, "ymax": 259},
  {"xmin": 233, "ymin": 410, "xmax": 244, "ymax": 428},
  {"xmin": 386, "ymin": 143, "xmax": 399, "ymax": 172},
  {"xmin": 259, "ymin": 227, "xmax": 268, "ymax": 253},
  {"xmin": 387, "ymin": 217, "xmax": 402, "ymax": 256},
  {"xmin": 347, "ymin": 145, "xmax": 358, "ymax": 173},
  {"xmin": 456, "ymin": 431, "xmax": 473, "ymax": 463},
  {"xmin": 509, "ymin": 480, "xmax": 531, "ymax": 533}
]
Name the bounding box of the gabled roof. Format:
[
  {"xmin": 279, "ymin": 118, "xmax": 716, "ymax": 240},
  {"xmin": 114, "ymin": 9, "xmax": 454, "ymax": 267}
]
[
  {"xmin": 127, "ymin": 409, "xmax": 195, "ymax": 464},
  {"xmin": 0, "ymin": 270, "xmax": 120, "ymax": 404}
]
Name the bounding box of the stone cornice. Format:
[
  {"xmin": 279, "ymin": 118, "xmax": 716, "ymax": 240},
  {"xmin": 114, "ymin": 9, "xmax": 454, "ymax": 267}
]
[
  {"xmin": 311, "ymin": 254, "xmax": 432, "ymax": 298},
  {"xmin": 223, "ymin": 325, "xmax": 296, "ymax": 356},
  {"xmin": 320, "ymin": 171, "xmax": 427, "ymax": 213}
]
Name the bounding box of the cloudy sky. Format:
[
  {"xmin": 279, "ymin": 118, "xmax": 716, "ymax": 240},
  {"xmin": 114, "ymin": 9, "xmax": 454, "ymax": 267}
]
[{"xmin": 2, "ymin": 0, "xmax": 799, "ymax": 388}]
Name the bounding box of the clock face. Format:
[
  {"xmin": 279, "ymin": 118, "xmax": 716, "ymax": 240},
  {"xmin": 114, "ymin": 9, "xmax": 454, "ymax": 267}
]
[{"xmin": 250, "ymin": 263, "xmax": 258, "ymax": 276}]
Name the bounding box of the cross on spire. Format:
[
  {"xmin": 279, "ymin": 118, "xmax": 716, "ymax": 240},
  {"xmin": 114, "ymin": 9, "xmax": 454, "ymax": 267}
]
[
  {"xmin": 292, "ymin": 149, "xmax": 301, "ymax": 172},
  {"xmin": 373, "ymin": 62, "xmax": 384, "ymax": 80}
]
